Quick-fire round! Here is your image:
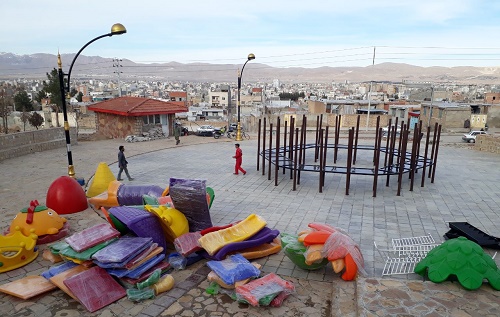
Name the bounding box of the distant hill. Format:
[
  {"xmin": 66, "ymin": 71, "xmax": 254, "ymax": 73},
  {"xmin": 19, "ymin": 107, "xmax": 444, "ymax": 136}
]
[{"xmin": 1, "ymin": 52, "xmax": 499, "ymax": 84}]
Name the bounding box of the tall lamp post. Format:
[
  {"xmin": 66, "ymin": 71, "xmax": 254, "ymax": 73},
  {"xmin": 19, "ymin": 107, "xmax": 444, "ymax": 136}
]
[
  {"xmin": 236, "ymin": 53, "xmax": 255, "ymax": 141},
  {"xmin": 58, "ymin": 23, "xmax": 126, "ymax": 178}
]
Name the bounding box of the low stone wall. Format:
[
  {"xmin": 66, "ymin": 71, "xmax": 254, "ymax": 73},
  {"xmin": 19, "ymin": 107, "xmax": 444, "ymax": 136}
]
[
  {"xmin": 0, "ymin": 128, "xmax": 77, "ymax": 161},
  {"xmin": 475, "ymin": 134, "xmax": 500, "ymax": 154}
]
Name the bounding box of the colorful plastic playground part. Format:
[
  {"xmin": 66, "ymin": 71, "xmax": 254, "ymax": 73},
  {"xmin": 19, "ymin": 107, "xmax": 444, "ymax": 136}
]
[
  {"xmin": 206, "ymin": 254, "xmax": 261, "ymax": 285},
  {"xmin": 145, "ymin": 205, "xmax": 189, "ymax": 243},
  {"xmin": 0, "ymin": 275, "xmax": 57, "ymax": 300},
  {"xmin": 169, "ymin": 178, "xmax": 213, "ymax": 232},
  {"xmin": 92, "ymin": 237, "xmax": 153, "ymax": 265},
  {"xmin": 86, "ymin": 162, "xmax": 116, "ymax": 198},
  {"xmin": 49, "ymin": 265, "xmax": 90, "ymax": 300},
  {"xmin": 63, "ymin": 266, "xmax": 126, "ymax": 313},
  {"xmin": 235, "ymin": 273, "xmax": 295, "ymax": 307},
  {"xmin": 281, "ymin": 233, "xmax": 328, "ymax": 270},
  {"xmin": 0, "ymin": 227, "xmax": 38, "ymax": 273},
  {"xmin": 237, "ymin": 238, "xmax": 282, "ymax": 260},
  {"xmin": 208, "ymin": 262, "xmax": 262, "ymax": 289},
  {"xmin": 198, "ymin": 214, "xmax": 267, "ymax": 256},
  {"xmin": 414, "ymin": 236, "xmax": 500, "ymax": 291},
  {"xmin": 46, "ymin": 176, "xmax": 88, "ymax": 214},
  {"xmin": 65, "ymin": 223, "xmax": 120, "ymax": 253},
  {"xmin": 109, "ymin": 206, "xmax": 167, "ymax": 253},
  {"xmin": 10, "ymin": 201, "xmax": 67, "ymax": 237},
  {"xmin": 88, "ymin": 180, "xmax": 121, "ymax": 209},
  {"xmin": 202, "ymin": 227, "xmax": 279, "ymax": 261},
  {"xmin": 174, "ymin": 232, "xmax": 202, "ymax": 256}
]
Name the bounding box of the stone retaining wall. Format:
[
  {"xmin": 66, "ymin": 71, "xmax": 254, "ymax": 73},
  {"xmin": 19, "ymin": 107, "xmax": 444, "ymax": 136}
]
[
  {"xmin": 0, "ymin": 128, "xmax": 77, "ymax": 161},
  {"xmin": 476, "ymin": 134, "xmax": 500, "ymax": 154}
]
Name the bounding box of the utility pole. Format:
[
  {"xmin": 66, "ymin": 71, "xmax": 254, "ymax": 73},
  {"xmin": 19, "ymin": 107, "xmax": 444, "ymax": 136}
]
[
  {"xmin": 366, "ymin": 46, "xmax": 376, "ymax": 131},
  {"xmin": 113, "ymin": 58, "xmax": 123, "ymax": 97}
]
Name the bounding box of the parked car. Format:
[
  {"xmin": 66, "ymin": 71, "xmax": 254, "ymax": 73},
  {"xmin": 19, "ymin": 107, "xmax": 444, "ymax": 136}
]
[
  {"xmin": 382, "ymin": 125, "xmax": 401, "ymax": 136},
  {"xmin": 462, "ymin": 130, "xmax": 487, "ymax": 143},
  {"xmin": 197, "ymin": 125, "xmax": 215, "ymax": 136}
]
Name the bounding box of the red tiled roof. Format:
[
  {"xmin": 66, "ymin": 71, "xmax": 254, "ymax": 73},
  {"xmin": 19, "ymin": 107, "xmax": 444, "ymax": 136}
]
[
  {"xmin": 169, "ymin": 91, "xmax": 187, "ymax": 97},
  {"xmin": 88, "ymin": 97, "xmax": 188, "ymax": 116}
]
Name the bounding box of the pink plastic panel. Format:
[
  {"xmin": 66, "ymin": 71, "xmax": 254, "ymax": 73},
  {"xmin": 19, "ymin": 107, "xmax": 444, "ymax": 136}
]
[
  {"xmin": 65, "ymin": 223, "xmax": 120, "ymax": 252},
  {"xmin": 63, "ymin": 266, "xmax": 126, "ymax": 313},
  {"xmin": 174, "ymin": 231, "xmax": 202, "ymax": 256},
  {"xmin": 235, "ymin": 273, "xmax": 295, "ymax": 307}
]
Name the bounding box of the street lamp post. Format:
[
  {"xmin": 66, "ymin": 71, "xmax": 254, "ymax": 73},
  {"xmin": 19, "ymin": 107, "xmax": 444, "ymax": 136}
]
[
  {"xmin": 58, "ymin": 23, "xmax": 126, "ymax": 178},
  {"xmin": 236, "ymin": 53, "xmax": 255, "ymax": 141}
]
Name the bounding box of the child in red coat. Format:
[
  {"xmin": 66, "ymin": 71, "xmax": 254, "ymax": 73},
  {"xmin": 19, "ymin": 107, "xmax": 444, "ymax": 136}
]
[{"xmin": 232, "ymin": 143, "xmax": 246, "ymax": 175}]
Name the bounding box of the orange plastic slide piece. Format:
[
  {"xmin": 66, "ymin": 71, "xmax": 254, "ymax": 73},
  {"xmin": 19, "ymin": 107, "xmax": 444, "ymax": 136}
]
[
  {"xmin": 302, "ymin": 231, "xmax": 331, "ymax": 246},
  {"xmin": 198, "ymin": 214, "xmax": 267, "ymax": 256},
  {"xmin": 341, "ymin": 253, "xmax": 358, "ymax": 281}
]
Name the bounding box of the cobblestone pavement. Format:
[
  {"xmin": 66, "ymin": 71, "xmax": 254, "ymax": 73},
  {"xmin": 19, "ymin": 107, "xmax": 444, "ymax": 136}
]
[{"xmin": 0, "ymin": 132, "xmax": 499, "ymax": 316}]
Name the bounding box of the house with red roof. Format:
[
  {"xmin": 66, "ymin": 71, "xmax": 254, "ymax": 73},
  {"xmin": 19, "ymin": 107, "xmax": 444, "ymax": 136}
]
[{"xmin": 88, "ymin": 96, "xmax": 188, "ymax": 138}]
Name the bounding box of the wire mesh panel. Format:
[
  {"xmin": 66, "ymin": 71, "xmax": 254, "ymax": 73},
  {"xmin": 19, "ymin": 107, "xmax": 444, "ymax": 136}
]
[
  {"xmin": 391, "ymin": 234, "xmax": 435, "ymax": 249},
  {"xmin": 375, "ymin": 234, "xmax": 439, "ymax": 276}
]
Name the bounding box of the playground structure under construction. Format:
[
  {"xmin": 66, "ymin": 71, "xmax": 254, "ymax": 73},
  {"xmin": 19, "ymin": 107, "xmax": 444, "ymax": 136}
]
[{"xmin": 256, "ymin": 114, "xmax": 442, "ymax": 197}]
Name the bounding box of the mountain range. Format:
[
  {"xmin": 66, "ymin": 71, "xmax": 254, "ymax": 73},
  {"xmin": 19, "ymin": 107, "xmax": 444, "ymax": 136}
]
[{"xmin": 1, "ymin": 52, "xmax": 500, "ymax": 84}]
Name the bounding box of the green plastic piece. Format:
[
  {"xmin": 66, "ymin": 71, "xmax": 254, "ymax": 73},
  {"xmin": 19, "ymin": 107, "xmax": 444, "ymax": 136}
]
[
  {"xmin": 108, "ymin": 213, "xmax": 128, "ymax": 234},
  {"xmin": 48, "ymin": 241, "xmax": 70, "ymax": 255},
  {"xmin": 142, "ymin": 195, "xmax": 159, "ymax": 205},
  {"xmin": 205, "ymin": 281, "xmax": 220, "ymax": 295},
  {"xmin": 414, "ymin": 236, "xmax": 500, "ymax": 291},
  {"xmin": 126, "ymin": 288, "xmax": 155, "ymax": 302},
  {"xmin": 281, "ymin": 233, "xmax": 328, "ymax": 270},
  {"xmin": 137, "ymin": 269, "xmax": 162, "ymax": 290},
  {"xmin": 20, "ymin": 205, "xmax": 47, "ymax": 213},
  {"xmin": 206, "ymin": 187, "xmax": 215, "ymax": 209}
]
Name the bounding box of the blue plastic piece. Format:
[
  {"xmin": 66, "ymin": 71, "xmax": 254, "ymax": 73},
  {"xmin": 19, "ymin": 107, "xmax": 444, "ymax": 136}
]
[
  {"xmin": 168, "ymin": 252, "xmax": 187, "ymax": 270},
  {"xmin": 41, "ymin": 261, "xmax": 79, "ymax": 279},
  {"xmin": 206, "ymin": 254, "xmax": 261, "ymax": 285}
]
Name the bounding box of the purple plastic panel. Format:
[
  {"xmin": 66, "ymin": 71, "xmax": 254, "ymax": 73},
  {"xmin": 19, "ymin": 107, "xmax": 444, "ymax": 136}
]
[
  {"xmin": 169, "ymin": 178, "xmax": 212, "ymax": 232},
  {"xmin": 200, "ymin": 227, "xmax": 280, "ymax": 261},
  {"xmin": 108, "ymin": 206, "xmax": 167, "ymax": 253},
  {"xmin": 63, "ymin": 266, "xmax": 126, "ymax": 313},
  {"xmin": 116, "ymin": 185, "xmax": 164, "ymax": 206},
  {"xmin": 92, "ymin": 237, "xmax": 153, "ymax": 264},
  {"xmin": 120, "ymin": 261, "xmax": 171, "ymax": 285},
  {"xmin": 65, "ymin": 223, "xmax": 120, "ymax": 253}
]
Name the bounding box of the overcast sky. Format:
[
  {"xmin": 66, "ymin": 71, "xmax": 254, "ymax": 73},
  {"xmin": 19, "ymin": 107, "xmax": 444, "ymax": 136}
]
[{"xmin": 2, "ymin": 0, "xmax": 500, "ymax": 68}]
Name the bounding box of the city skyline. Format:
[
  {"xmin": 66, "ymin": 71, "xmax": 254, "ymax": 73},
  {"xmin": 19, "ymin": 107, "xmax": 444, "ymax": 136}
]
[{"xmin": 2, "ymin": 0, "xmax": 500, "ymax": 68}]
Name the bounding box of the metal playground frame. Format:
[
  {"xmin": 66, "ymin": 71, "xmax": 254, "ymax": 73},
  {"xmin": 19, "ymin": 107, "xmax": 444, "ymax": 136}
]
[{"xmin": 257, "ymin": 114, "xmax": 442, "ymax": 197}]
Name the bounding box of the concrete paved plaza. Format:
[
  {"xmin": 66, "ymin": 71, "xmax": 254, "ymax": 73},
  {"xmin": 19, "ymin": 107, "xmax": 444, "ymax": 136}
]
[{"xmin": 0, "ymin": 133, "xmax": 499, "ymax": 316}]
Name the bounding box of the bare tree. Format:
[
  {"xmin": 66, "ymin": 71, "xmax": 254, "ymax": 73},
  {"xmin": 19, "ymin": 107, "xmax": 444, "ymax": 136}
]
[{"xmin": 0, "ymin": 89, "xmax": 13, "ymax": 134}]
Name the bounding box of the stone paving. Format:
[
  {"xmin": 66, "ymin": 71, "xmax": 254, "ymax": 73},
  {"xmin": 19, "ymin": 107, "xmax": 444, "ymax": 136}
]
[{"xmin": 0, "ymin": 132, "xmax": 499, "ymax": 316}]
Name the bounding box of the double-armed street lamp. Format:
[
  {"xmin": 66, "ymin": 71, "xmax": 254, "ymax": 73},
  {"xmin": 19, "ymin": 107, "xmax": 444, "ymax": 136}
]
[
  {"xmin": 58, "ymin": 23, "xmax": 126, "ymax": 178},
  {"xmin": 235, "ymin": 53, "xmax": 255, "ymax": 141}
]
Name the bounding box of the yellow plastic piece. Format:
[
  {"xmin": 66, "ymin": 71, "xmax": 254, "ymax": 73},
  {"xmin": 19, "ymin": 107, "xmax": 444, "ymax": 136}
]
[
  {"xmin": 145, "ymin": 205, "xmax": 189, "ymax": 243},
  {"xmin": 198, "ymin": 214, "xmax": 267, "ymax": 256},
  {"xmin": 207, "ymin": 263, "xmax": 262, "ymax": 289},
  {"xmin": 86, "ymin": 162, "xmax": 116, "ymax": 198},
  {"xmin": 153, "ymin": 274, "xmax": 175, "ymax": 295},
  {"xmin": 10, "ymin": 207, "xmax": 66, "ymax": 237},
  {"xmin": 0, "ymin": 227, "xmax": 39, "ymax": 273},
  {"xmin": 88, "ymin": 180, "xmax": 121, "ymax": 209},
  {"xmin": 331, "ymin": 258, "xmax": 345, "ymax": 273},
  {"xmin": 305, "ymin": 244, "xmax": 324, "ymax": 265}
]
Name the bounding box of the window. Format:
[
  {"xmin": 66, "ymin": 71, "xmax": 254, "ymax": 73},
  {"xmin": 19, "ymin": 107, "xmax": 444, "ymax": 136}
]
[
  {"xmin": 438, "ymin": 109, "xmax": 443, "ymax": 118},
  {"xmin": 155, "ymin": 114, "xmax": 160, "ymax": 124}
]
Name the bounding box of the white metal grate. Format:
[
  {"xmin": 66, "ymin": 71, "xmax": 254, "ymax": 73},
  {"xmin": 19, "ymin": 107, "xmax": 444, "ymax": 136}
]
[
  {"xmin": 375, "ymin": 234, "xmax": 439, "ymax": 276},
  {"xmin": 391, "ymin": 234, "xmax": 435, "ymax": 249}
]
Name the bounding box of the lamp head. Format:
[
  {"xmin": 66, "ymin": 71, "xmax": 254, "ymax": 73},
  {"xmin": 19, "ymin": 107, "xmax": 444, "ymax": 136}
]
[
  {"xmin": 247, "ymin": 53, "xmax": 255, "ymax": 61},
  {"xmin": 111, "ymin": 23, "xmax": 127, "ymax": 35}
]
